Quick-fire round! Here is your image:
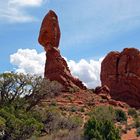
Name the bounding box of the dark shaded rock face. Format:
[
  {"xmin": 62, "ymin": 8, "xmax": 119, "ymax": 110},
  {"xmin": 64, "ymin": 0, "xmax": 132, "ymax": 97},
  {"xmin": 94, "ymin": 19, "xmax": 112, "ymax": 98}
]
[
  {"xmin": 101, "ymin": 48, "xmax": 140, "ymax": 108},
  {"xmin": 38, "ymin": 10, "xmax": 86, "ymax": 90}
]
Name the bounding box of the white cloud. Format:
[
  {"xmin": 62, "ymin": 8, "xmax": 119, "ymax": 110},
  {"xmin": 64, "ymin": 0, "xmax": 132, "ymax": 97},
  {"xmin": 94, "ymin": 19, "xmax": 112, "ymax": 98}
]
[
  {"xmin": 10, "ymin": 49, "xmax": 103, "ymax": 88},
  {"xmin": 10, "ymin": 49, "xmax": 45, "ymax": 75},
  {"xmin": 68, "ymin": 58, "xmax": 103, "ymax": 88},
  {"xmin": 9, "ymin": 0, "xmax": 43, "ymax": 7},
  {"xmin": 0, "ymin": 0, "xmax": 44, "ymax": 23}
]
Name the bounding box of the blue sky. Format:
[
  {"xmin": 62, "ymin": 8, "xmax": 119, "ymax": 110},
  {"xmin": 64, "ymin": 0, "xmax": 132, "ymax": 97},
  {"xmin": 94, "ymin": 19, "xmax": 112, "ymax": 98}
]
[{"xmin": 0, "ymin": 0, "xmax": 140, "ymax": 87}]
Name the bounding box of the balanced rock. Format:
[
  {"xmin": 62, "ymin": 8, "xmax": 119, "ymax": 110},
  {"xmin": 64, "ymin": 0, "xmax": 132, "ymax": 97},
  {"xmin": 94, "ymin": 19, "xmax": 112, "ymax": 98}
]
[
  {"xmin": 101, "ymin": 48, "xmax": 140, "ymax": 108},
  {"xmin": 38, "ymin": 10, "xmax": 86, "ymax": 90},
  {"xmin": 38, "ymin": 10, "xmax": 60, "ymax": 50}
]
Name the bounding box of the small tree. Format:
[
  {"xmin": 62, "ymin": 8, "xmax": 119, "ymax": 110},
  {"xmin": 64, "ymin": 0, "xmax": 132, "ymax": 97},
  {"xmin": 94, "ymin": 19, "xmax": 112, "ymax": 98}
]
[
  {"xmin": 128, "ymin": 108, "xmax": 138, "ymax": 118},
  {"xmin": 0, "ymin": 107, "xmax": 43, "ymax": 140},
  {"xmin": 25, "ymin": 78, "xmax": 62, "ymax": 111},
  {"xmin": 115, "ymin": 109, "xmax": 127, "ymax": 122},
  {"xmin": 84, "ymin": 117, "xmax": 120, "ymax": 140},
  {"xmin": 0, "ymin": 72, "xmax": 62, "ymax": 110},
  {"xmin": 0, "ymin": 72, "xmax": 28, "ymax": 105}
]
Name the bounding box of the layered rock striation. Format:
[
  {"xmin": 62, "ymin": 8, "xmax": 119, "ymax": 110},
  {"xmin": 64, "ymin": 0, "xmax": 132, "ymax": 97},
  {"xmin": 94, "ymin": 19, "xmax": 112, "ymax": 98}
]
[
  {"xmin": 38, "ymin": 10, "xmax": 86, "ymax": 90},
  {"xmin": 101, "ymin": 48, "xmax": 140, "ymax": 108}
]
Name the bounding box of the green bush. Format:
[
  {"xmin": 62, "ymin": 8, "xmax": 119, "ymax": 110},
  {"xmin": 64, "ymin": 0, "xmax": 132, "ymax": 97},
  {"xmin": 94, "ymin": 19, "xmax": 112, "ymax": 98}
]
[
  {"xmin": 50, "ymin": 100, "xmax": 57, "ymax": 106},
  {"xmin": 37, "ymin": 106, "xmax": 82, "ymax": 134},
  {"xmin": 115, "ymin": 109, "xmax": 127, "ymax": 122},
  {"xmin": 0, "ymin": 72, "xmax": 65, "ymax": 139},
  {"xmin": 68, "ymin": 87, "xmax": 79, "ymax": 93},
  {"xmin": 0, "ymin": 116, "xmax": 5, "ymax": 139},
  {"xmin": 128, "ymin": 108, "xmax": 138, "ymax": 118},
  {"xmin": 84, "ymin": 117, "xmax": 120, "ymax": 140},
  {"xmin": 89, "ymin": 106, "xmax": 115, "ymax": 122},
  {"xmin": 0, "ymin": 73, "xmax": 62, "ymax": 111},
  {"xmin": 134, "ymin": 118, "xmax": 140, "ymax": 128},
  {"xmin": 0, "ymin": 116, "xmax": 5, "ymax": 127},
  {"xmin": 70, "ymin": 106, "xmax": 77, "ymax": 112},
  {"xmin": 58, "ymin": 116, "xmax": 82, "ymax": 131},
  {"xmin": 80, "ymin": 107, "xmax": 85, "ymax": 112},
  {"xmin": 0, "ymin": 107, "xmax": 43, "ymax": 140},
  {"xmin": 136, "ymin": 127, "xmax": 140, "ymax": 137},
  {"xmin": 68, "ymin": 116, "xmax": 83, "ymax": 128}
]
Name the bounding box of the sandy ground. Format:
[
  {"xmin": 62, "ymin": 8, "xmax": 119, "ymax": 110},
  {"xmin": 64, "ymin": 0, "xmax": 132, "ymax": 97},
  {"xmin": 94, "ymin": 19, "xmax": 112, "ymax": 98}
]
[{"xmin": 122, "ymin": 128, "xmax": 140, "ymax": 140}]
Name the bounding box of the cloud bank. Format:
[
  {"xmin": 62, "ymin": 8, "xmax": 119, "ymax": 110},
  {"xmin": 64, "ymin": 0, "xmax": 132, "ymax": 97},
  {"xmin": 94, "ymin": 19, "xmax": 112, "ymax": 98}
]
[
  {"xmin": 68, "ymin": 58, "xmax": 103, "ymax": 88},
  {"xmin": 10, "ymin": 49, "xmax": 103, "ymax": 88},
  {"xmin": 10, "ymin": 49, "xmax": 45, "ymax": 75},
  {"xmin": 0, "ymin": 0, "xmax": 44, "ymax": 23}
]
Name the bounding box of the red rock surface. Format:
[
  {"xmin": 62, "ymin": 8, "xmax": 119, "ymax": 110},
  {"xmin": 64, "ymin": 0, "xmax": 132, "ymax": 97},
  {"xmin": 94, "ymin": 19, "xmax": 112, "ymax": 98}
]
[
  {"xmin": 38, "ymin": 10, "xmax": 60, "ymax": 50},
  {"xmin": 101, "ymin": 48, "xmax": 140, "ymax": 108},
  {"xmin": 38, "ymin": 10, "xmax": 86, "ymax": 90},
  {"xmin": 95, "ymin": 85, "xmax": 111, "ymax": 100},
  {"xmin": 95, "ymin": 85, "xmax": 110, "ymax": 95}
]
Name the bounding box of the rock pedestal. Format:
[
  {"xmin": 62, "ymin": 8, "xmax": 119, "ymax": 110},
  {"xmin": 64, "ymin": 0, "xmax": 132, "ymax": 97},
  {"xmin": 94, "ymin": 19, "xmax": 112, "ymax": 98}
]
[{"xmin": 38, "ymin": 10, "xmax": 86, "ymax": 90}]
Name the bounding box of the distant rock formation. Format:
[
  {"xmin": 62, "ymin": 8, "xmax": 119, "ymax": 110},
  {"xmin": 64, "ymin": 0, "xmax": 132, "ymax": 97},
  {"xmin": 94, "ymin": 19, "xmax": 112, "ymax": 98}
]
[
  {"xmin": 101, "ymin": 48, "xmax": 140, "ymax": 108},
  {"xmin": 95, "ymin": 85, "xmax": 111, "ymax": 100},
  {"xmin": 38, "ymin": 10, "xmax": 86, "ymax": 90}
]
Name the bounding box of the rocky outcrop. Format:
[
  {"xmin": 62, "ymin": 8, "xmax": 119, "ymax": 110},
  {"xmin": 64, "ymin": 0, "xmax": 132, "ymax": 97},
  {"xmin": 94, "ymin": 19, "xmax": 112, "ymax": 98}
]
[
  {"xmin": 95, "ymin": 85, "xmax": 111, "ymax": 100},
  {"xmin": 95, "ymin": 85, "xmax": 110, "ymax": 95},
  {"xmin": 101, "ymin": 48, "xmax": 140, "ymax": 108},
  {"xmin": 38, "ymin": 10, "xmax": 86, "ymax": 90}
]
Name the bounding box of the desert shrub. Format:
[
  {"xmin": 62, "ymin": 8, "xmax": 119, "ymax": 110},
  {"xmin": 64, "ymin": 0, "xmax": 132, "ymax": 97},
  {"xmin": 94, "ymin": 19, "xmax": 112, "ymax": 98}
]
[
  {"xmin": 0, "ymin": 116, "xmax": 5, "ymax": 130},
  {"xmin": 115, "ymin": 109, "xmax": 127, "ymax": 122},
  {"xmin": 0, "ymin": 106, "xmax": 43, "ymax": 140},
  {"xmin": 66, "ymin": 96, "xmax": 72, "ymax": 102},
  {"xmin": 68, "ymin": 116, "xmax": 83, "ymax": 128},
  {"xmin": 0, "ymin": 116, "xmax": 5, "ymax": 139},
  {"xmin": 68, "ymin": 87, "xmax": 79, "ymax": 93},
  {"xmin": 38, "ymin": 106, "xmax": 82, "ymax": 134},
  {"xmin": 84, "ymin": 117, "xmax": 120, "ymax": 140},
  {"xmin": 89, "ymin": 106, "xmax": 115, "ymax": 122},
  {"xmin": 70, "ymin": 106, "xmax": 77, "ymax": 112},
  {"xmin": 134, "ymin": 118, "xmax": 140, "ymax": 128},
  {"xmin": 87, "ymin": 100, "xmax": 95, "ymax": 106},
  {"xmin": 58, "ymin": 116, "xmax": 82, "ymax": 131},
  {"xmin": 0, "ymin": 72, "xmax": 65, "ymax": 139},
  {"xmin": 41, "ymin": 107, "xmax": 61, "ymax": 134},
  {"xmin": 50, "ymin": 100, "xmax": 57, "ymax": 106},
  {"xmin": 136, "ymin": 127, "xmax": 140, "ymax": 137},
  {"xmin": 80, "ymin": 107, "xmax": 85, "ymax": 112},
  {"xmin": 0, "ymin": 72, "xmax": 62, "ymax": 111},
  {"xmin": 128, "ymin": 108, "xmax": 138, "ymax": 118},
  {"xmin": 59, "ymin": 129, "xmax": 84, "ymax": 140},
  {"xmin": 45, "ymin": 129, "xmax": 84, "ymax": 140}
]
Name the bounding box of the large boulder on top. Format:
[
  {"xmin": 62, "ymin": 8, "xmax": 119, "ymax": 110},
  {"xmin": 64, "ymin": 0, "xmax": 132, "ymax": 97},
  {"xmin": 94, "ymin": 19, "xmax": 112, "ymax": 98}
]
[
  {"xmin": 38, "ymin": 10, "xmax": 86, "ymax": 90},
  {"xmin": 101, "ymin": 48, "xmax": 140, "ymax": 108},
  {"xmin": 38, "ymin": 10, "xmax": 60, "ymax": 51}
]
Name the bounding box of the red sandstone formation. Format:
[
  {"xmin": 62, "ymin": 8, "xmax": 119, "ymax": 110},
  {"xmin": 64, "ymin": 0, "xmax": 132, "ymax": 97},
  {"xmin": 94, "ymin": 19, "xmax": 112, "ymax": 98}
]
[
  {"xmin": 38, "ymin": 10, "xmax": 60, "ymax": 50},
  {"xmin": 95, "ymin": 85, "xmax": 110, "ymax": 95},
  {"xmin": 101, "ymin": 48, "xmax": 140, "ymax": 108},
  {"xmin": 38, "ymin": 10, "xmax": 86, "ymax": 90},
  {"xmin": 95, "ymin": 85, "xmax": 111, "ymax": 100}
]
